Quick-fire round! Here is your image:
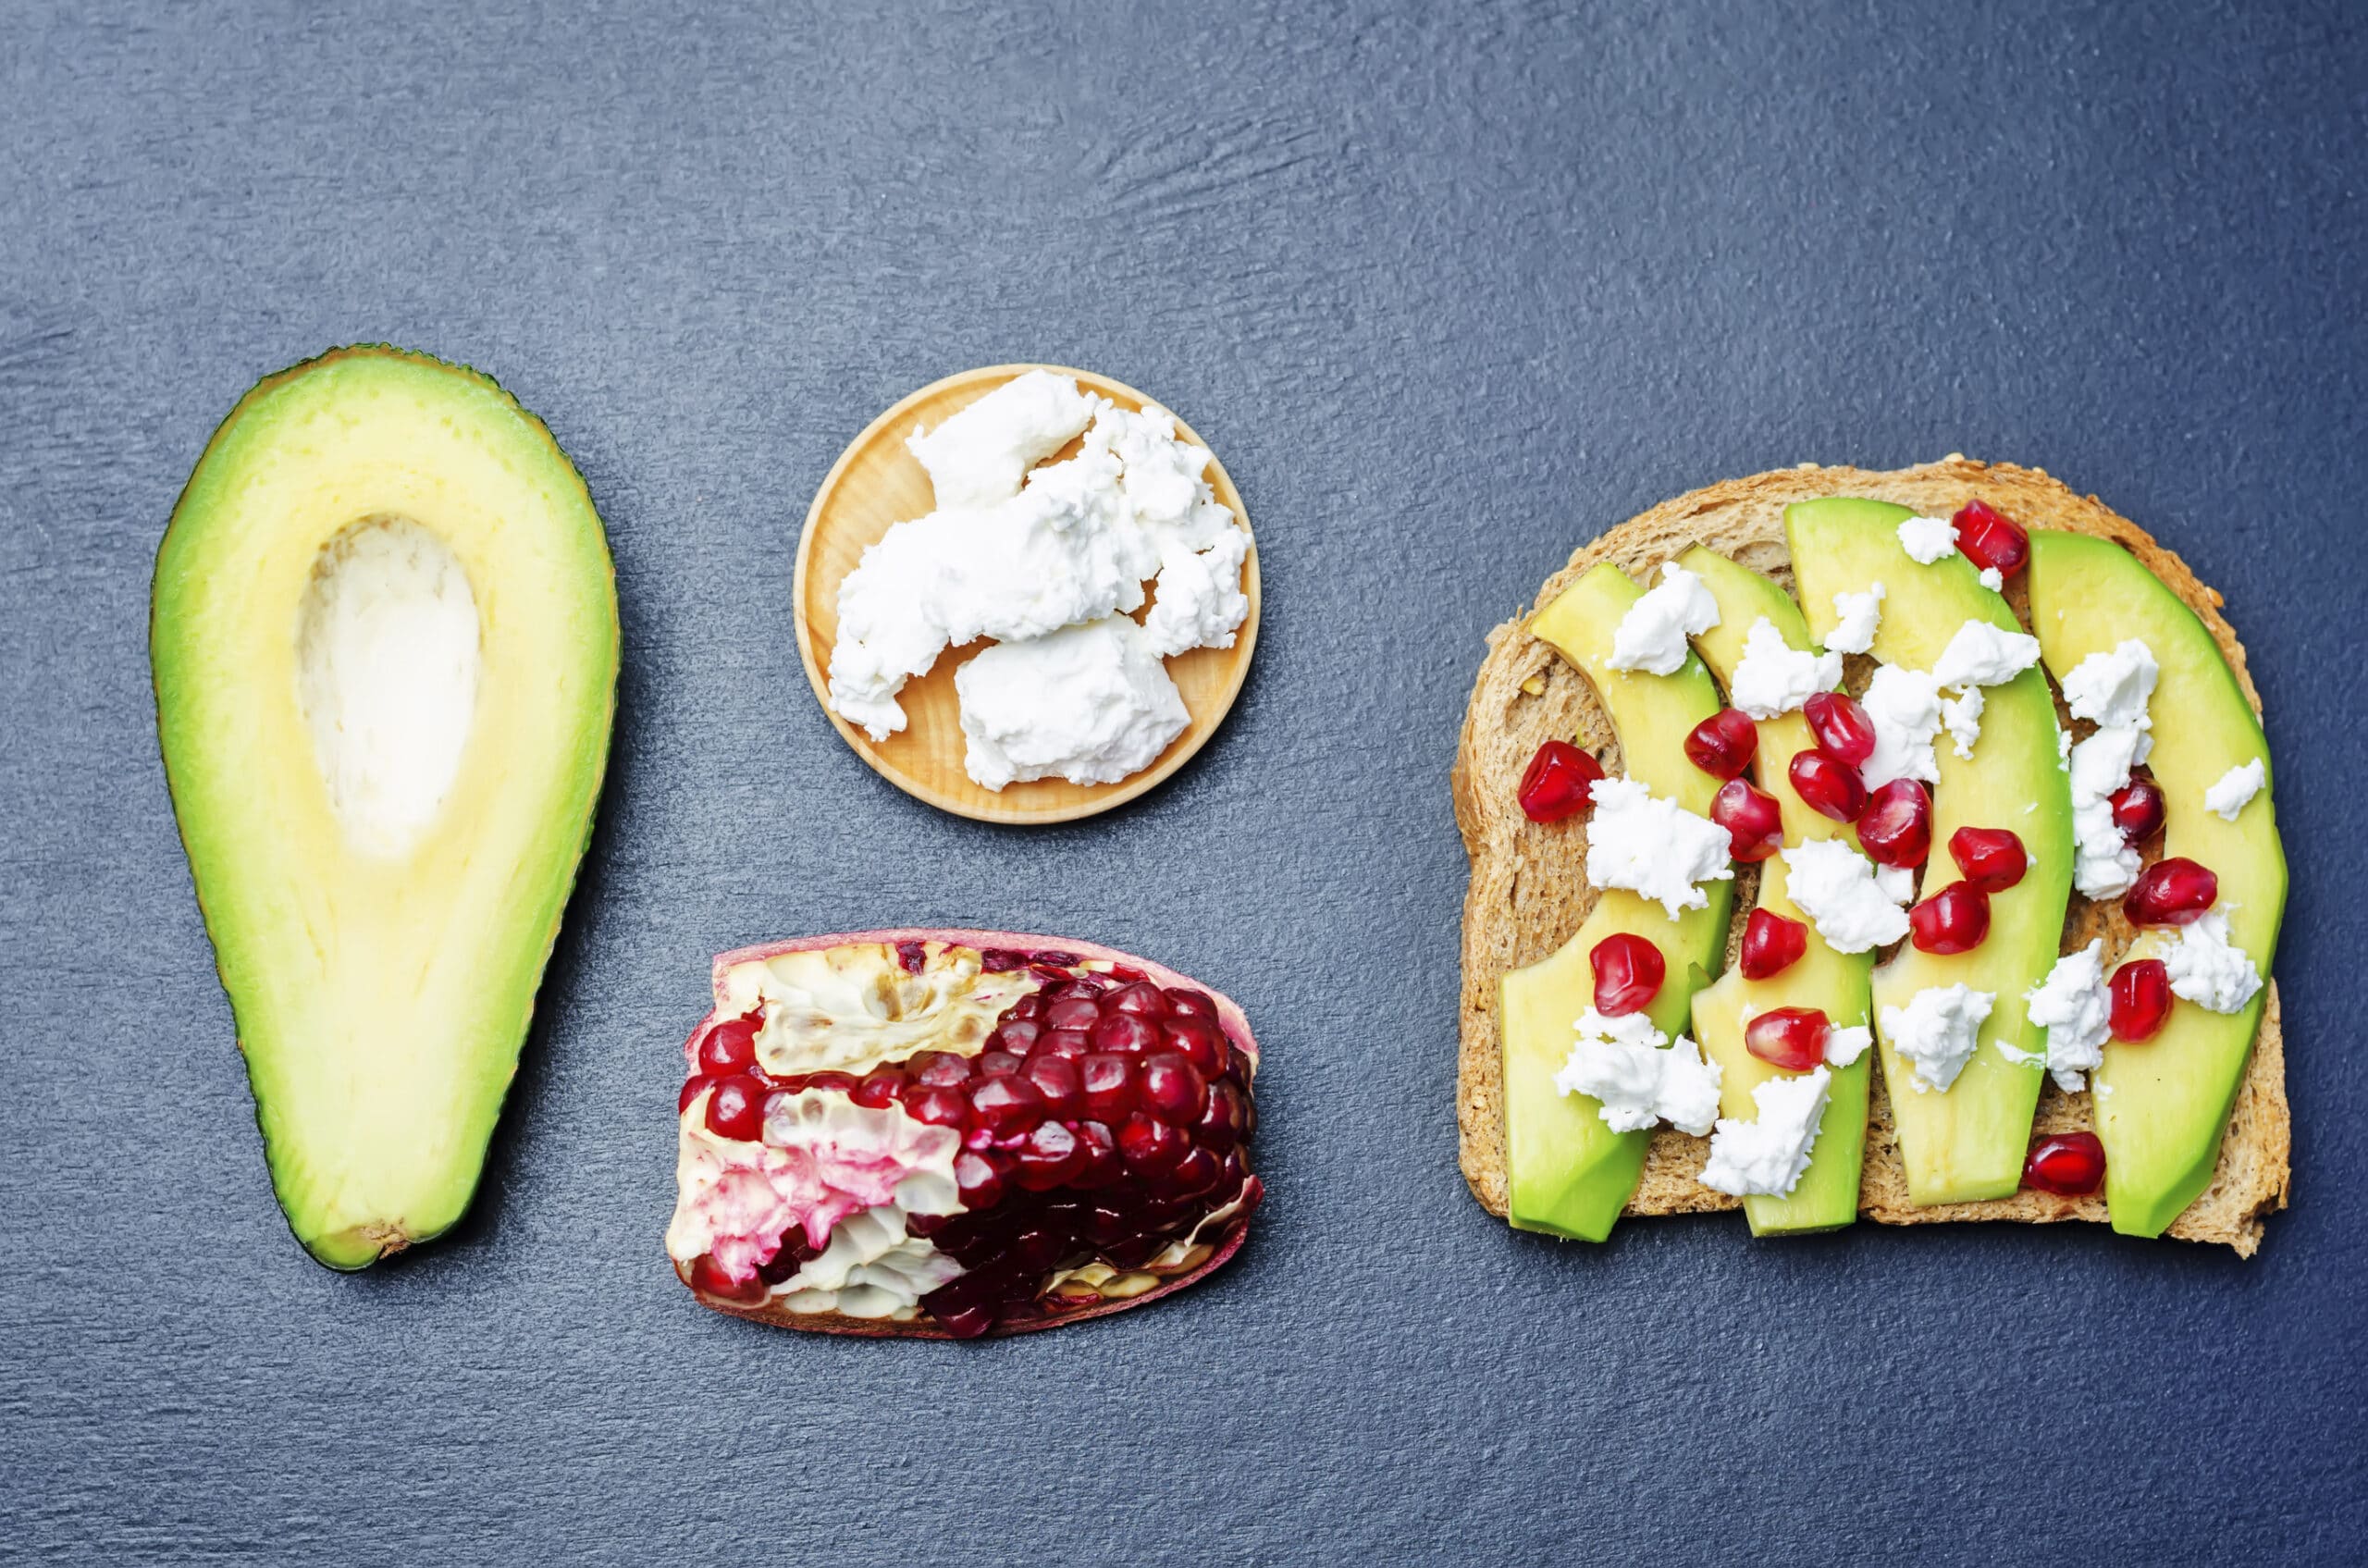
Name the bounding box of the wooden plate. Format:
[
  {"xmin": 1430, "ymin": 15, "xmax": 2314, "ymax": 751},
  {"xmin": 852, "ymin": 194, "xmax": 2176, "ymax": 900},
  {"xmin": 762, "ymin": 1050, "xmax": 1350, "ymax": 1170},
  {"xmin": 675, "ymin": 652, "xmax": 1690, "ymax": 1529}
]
[{"xmin": 793, "ymin": 364, "xmax": 1261, "ymax": 825}]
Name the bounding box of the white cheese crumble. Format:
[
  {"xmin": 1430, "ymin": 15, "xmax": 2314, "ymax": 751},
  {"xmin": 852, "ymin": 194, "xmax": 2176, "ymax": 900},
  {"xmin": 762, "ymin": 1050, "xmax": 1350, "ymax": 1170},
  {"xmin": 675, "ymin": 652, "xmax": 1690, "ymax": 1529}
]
[
  {"xmin": 1697, "ymin": 1067, "xmax": 1832, "ymax": 1197},
  {"xmin": 1141, "ymin": 524, "xmax": 1251, "ymax": 658},
  {"xmin": 1860, "ymin": 664, "xmax": 1943, "ymax": 789},
  {"xmin": 1979, "ymin": 565, "xmax": 2005, "ymax": 592},
  {"xmin": 1930, "ymin": 620, "xmax": 2041, "ymax": 690},
  {"xmin": 954, "ymin": 616, "xmax": 1189, "ymax": 789},
  {"xmin": 1824, "ymin": 1024, "xmax": 1873, "ymax": 1068},
  {"xmin": 1584, "ymin": 777, "xmax": 1735, "ymax": 919},
  {"xmin": 1873, "ymin": 862, "xmax": 1917, "ymax": 906},
  {"xmin": 2062, "ymin": 639, "xmax": 2160, "ymax": 731},
  {"xmin": 2059, "ymin": 639, "xmax": 2161, "ymax": 899},
  {"xmin": 2160, "ymin": 910, "xmax": 2263, "ymax": 1014},
  {"xmin": 906, "ymin": 369, "xmax": 1104, "ymax": 508},
  {"xmin": 1940, "ymin": 685, "xmax": 1984, "ymax": 760},
  {"xmin": 1728, "ymin": 616, "xmax": 1842, "ymax": 720},
  {"xmin": 2202, "ymin": 758, "xmax": 2266, "ymax": 822},
  {"xmin": 1552, "ymin": 1009, "xmax": 1723, "ymax": 1136},
  {"xmin": 1881, "ymin": 983, "xmax": 1994, "ymax": 1093},
  {"xmin": 1897, "ymin": 515, "xmax": 1959, "ymax": 563},
  {"xmin": 1782, "ymin": 838, "xmax": 1912, "ymax": 953},
  {"xmin": 1607, "ymin": 563, "xmax": 1720, "ymax": 676},
  {"xmin": 1826, "ymin": 582, "xmax": 1885, "ymax": 654},
  {"xmin": 2024, "ymin": 940, "xmax": 2111, "ymax": 1092}
]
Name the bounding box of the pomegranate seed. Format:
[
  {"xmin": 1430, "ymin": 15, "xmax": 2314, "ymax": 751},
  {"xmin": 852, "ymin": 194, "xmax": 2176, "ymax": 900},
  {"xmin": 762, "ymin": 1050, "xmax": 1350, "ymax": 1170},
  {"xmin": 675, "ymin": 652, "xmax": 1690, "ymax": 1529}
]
[
  {"xmin": 696, "ymin": 1014, "xmax": 760, "ymax": 1075},
  {"xmin": 1012, "ymin": 1120, "xmax": 1085, "ymax": 1191},
  {"xmin": 975, "ymin": 1051, "xmax": 1025, "ymax": 1079},
  {"xmin": 1079, "ymin": 1053, "xmax": 1138, "ymax": 1122},
  {"xmin": 1517, "ymin": 739, "xmax": 1605, "ymax": 823},
  {"xmin": 1041, "ymin": 1028, "xmax": 1092, "ymax": 1056},
  {"xmin": 1045, "ymin": 996, "xmax": 1102, "ymax": 1031},
  {"xmin": 704, "ymin": 1074, "xmax": 766, "ymax": 1142},
  {"xmin": 909, "ymin": 1052, "xmax": 972, "ymax": 1088},
  {"xmin": 905, "ymin": 1084, "xmax": 971, "ymax": 1130},
  {"xmin": 1856, "ymin": 778, "xmax": 1932, "ymax": 869},
  {"xmin": 1194, "ymin": 1080, "xmax": 1249, "ymax": 1151},
  {"xmin": 1105, "ymin": 964, "xmax": 1150, "ymax": 983},
  {"xmin": 2110, "ymin": 777, "xmax": 2167, "ymax": 842},
  {"xmin": 1118, "ymin": 1114, "xmax": 1189, "ymax": 1175},
  {"xmin": 677, "ymin": 1074, "xmax": 714, "ymax": 1115},
  {"xmin": 1804, "ymin": 692, "xmax": 1876, "ymax": 766},
  {"xmin": 1139, "ymin": 1052, "xmax": 1210, "ymax": 1125},
  {"xmin": 968, "ymin": 1076, "xmax": 1045, "ymax": 1138},
  {"xmin": 1069, "ymin": 1120, "xmax": 1122, "ymax": 1187},
  {"xmin": 1021, "ymin": 1054, "xmax": 1083, "ymax": 1120},
  {"xmin": 1738, "ymin": 908, "xmax": 1808, "ymax": 981},
  {"xmin": 1949, "ymin": 827, "xmax": 2028, "ymax": 894},
  {"xmin": 894, "ymin": 941, "xmax": 928, "ymax": 973},
  {"xmin": 1745, "ymin": 1007, "xmax": 1830, "ymax": 1071},
  {"xmin": 1166, "ymin": 988, "xmax": 1218, "ymax": 1019},
  {"xmin": 2109, "ymin": 959, "xmax": 2173, "ymax": 1041},
  {"xmin": 1155, "ymin": 1145, "xmax": 1223, "ymax": 1200},
  {"xmin": 992, "ymin": 1019, "xmax": 1042, "ymax": 1055},
  {"xmin": 1006, "ymin": 993, "xmax": 1046, "ymax": 1022},
  {"xmin": 1028, "ymin": 949, "xmax": 1081, "ymax": 969},
  {"xmin": 690, "ymin": 1253, "xmax": 766, "ymax": 1304},
  {"xmin": 955, "ymin": 1150, "xmax": 1006, "ymax": 1209},
  {"xmin": 1684, "ymin": 708, "xmax": 1759, "ymax": 781},
  {"xmin": 852, "ymin": 1067, "xmax": 905, "ymax": 1109},
  {"xmin": 1108, "ymin": 982, "xmax": 1168, "ymax": 1018},
  {"xmin": 2022, "ymin": 1131, "xmax": 2105, "ymax": 1196},
  {"xmin": 1711, "ymin": 777, "xmax": 1784, "ymax": 861},
  {"xmin": 1588, "ymin": 932, "xmax": 1666, "ymax": 1017},
  {"xmin": 979, "ymin": 949, "xmax": 1028, "ymax": 972},
  {"xmin": 1909, "ymin": 882, "xmax": 1991, "ymax": 955},
  {"xmin": 1052, "ymin": 975, "xmax": 1111, "ymax": 998},
  {"xmin": 1952, "ymin": 499, "xmax": 2029, "ymax": 578},
  {"xmin": 1092, "ymin": 1013, "xmax": 1160, "ymax": 1054},
  {"xmin": 1789, "ymin": 748, "xmax": 1868, "ymax": 822},
  {"xmin": 2123, "ymin": 858, "xmax": 2218, "ymax": 927},
  {"xmin": 1162, "ymin": 1016, "xmax": 1228, "ymax": 1077}
]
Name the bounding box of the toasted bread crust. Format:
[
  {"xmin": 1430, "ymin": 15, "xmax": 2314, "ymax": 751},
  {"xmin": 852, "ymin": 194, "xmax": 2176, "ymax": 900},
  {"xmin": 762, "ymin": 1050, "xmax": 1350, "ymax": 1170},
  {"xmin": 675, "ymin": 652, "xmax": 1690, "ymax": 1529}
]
[{"xmin": 1454, "ymin": 459, "xmax": 2288, "ymax": 1254}]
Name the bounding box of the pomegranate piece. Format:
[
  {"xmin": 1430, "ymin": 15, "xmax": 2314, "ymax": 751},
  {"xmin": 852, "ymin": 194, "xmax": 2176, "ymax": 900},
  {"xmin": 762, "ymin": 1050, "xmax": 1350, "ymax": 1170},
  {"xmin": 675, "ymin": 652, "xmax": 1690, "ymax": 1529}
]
[
  {"xmin": 690, "ymin": 1253, "xmax": 769, "ymax": 1305},
  {"xmin": 1951, "ymin": 499, "xmax": 2030, "ymax": 578},
  {"xmin": 1138, "ymin": 1052, "xmax": 1210, "ymax": 1125},
  {"xmin": 1091, "ymin": 1013, "xmax": 1160, "ymax": 1054},
  {"xmin": 1684, "ymin": 708, "xmax": 1759, "ymax": 781},
  {"xmin": 1745, "ymin": 1007, "xmax": 1831, "ymax": 1072},
  {"xmin": 1738, "ymin": 908, "xmax": 1808, "ymax": 981},
  {"xmin": 1165, "ymin": 988, "xmax": 1218, "ymax": 1019},
  {"xmin": 1711, "ymin": 777, "xmax": 1784, "ymax": 861},
  {"xmin": 1517, "ymin": 739, "xmax": 1605, "ymax": 823},
  {"xmin": 696, "ymin": 1012, "xmax": 760, "ymax": 1075},
  {"xmin": 1588, "ymin": 932, "xmax": 1667, "ymax": 1017},
  {"xmin": 1803, "ymin": 692, "xmax": 1876, "ymax": 767},
  {"xmin": 1789, "ymin": 747, "xmax": 1868, "ymax": 823},
  {"xmin": 1162, "ymin": 1016, "xmax": 1229, "ymax": 1077},
  {"xmin": 704, "ymin": 1074, "xmax": 766, "ymax": 1142},
  {"xmin": 2123, "ymin": 858, "xmax": 2218, "ymax": 927},
  {"xmin": 1909, "ymin": 881, "xmax": 1991, "ymax": 955},
  {"xmin": 2022, "ymin": 1131, "xmax": 2105, "ymax": 1196},
  {"xmin": 1948, "ymin": 827, "xmax": 2028, "ymax": 894},
  {"xmin": 2109, "ymin": 777, "xmax": 2167, "ymax": 843},
  {"xmin": 2109, "ymin": 959, "xmax": 2173, "ymax": 1042},
  {"xmin": 1856, "ymin": 778, "xmax": 1932, "ymax": 869}
]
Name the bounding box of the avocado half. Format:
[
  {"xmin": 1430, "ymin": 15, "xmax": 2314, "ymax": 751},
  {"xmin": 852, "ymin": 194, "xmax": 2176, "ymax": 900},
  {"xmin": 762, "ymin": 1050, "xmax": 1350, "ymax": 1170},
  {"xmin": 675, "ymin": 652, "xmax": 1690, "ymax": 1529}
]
[{"xmin": 152, "ymin": 347, "xmax": 620, "ymax": 1268}]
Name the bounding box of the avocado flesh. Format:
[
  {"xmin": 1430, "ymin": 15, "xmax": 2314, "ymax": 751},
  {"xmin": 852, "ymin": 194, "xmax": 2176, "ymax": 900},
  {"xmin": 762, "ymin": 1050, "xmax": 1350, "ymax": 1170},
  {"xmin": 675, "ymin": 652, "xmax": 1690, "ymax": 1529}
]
[
  {"xmin": 152, "ymin": 347, "xmax": 619, "ymax": 1268},
  {"xmin": 1501, "ymin": 564, "xmax": 1734, "ymax": 1240},
  {"xmin": 1786, "ymin": 499, "xmax": 2076, "ymax": 1204},
  {"xmin": 1678, "ymin": 548, "xmax": 1870, "ymax": 1235},
  {"xmin": 2027, "ymin": 530, "xmax": 2286, "ymax": 1237}
]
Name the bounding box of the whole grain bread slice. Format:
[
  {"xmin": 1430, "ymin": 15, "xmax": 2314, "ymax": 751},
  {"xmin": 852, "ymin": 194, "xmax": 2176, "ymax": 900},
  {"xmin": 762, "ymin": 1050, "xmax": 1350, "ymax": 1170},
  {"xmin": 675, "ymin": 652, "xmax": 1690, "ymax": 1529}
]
[{"xmin": 1454, "ymin": 458, "xmax": 2288, "ymax": 1254}]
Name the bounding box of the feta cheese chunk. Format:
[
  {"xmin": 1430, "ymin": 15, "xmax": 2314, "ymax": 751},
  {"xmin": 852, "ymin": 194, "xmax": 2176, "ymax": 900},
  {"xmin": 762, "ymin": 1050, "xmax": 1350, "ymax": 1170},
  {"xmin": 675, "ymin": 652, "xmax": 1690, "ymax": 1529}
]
[
  {"xmin": 1553, "ymin": 1010, "xmax": 1724, "ymax": 1136},
  {"xmin": 1897, "ymin": 515, "xmax": 1959, "ymax": 564},
  {"xmin": 906, "ymin": 369, "xmax": 1104, "ymax": 509},
  {"xmin": 2059, "ymin": 639, "xmax": 2161, "ymax": 899},
  {"xmin": 1697, "ymin": 1067, "xmax": 1833, "ymax": 1197},
  {"xmin": 1881, "ymin": 983, "xmax": 1995, "ymax": 1093},
  {"xmin": 2061, "ymin": 639, "xmax": 2160, "ymax": 731},
  {"xmin": 1859, "ymin": 664, "xmax": 1943, "ymax": 789},
  {"xmin": 2160, "ymin": 910, "xmax": 2263, "ymax": 1015},
  {"xmin": 1728, "ymin": 617, "xmax": 1842, "ymax": 720},
  {"xmin": 954, "ymin": 617, "xmax": 1188, "ymax": 790},
  {"xmin": 1940, "ymin": 685, "xmax": 1984, "ymax": 760},
  {"xmin": 2202, "ymin": 758, "xmax": 2266, "ymax": 822},
  {"xmin": 1607, "ymin": 563, "xmax": 1720, "ymax": 676},
  {"xmin": 1824, "ymin": 1024, "xmax": 1873, "ymax": 1068},
  {"xmin": 1930, "ymin": 620, "xmax": 2041, "ymax": 690},
  {"xmin": 1979, "ymin": 565, "xmax": 2005, "ymax": 592},
  {"xmin": 1782, "ymin": 838, "xmax": 1912, "ymax": 953},
  {"xmin": 1141, "ymin": 525, "xmax": 1251, "ymax": 658},
  {"xmin": 2024, "ymin": 940, "xmax": 2111, "ymax": 1092},
  {"xmin": 1584, "ymin": 777, "xmax": 1736, "ymax": 920},
  {"xmin": 1826, "ymin": 583, "xmax": 1885, "ymax": 654}
]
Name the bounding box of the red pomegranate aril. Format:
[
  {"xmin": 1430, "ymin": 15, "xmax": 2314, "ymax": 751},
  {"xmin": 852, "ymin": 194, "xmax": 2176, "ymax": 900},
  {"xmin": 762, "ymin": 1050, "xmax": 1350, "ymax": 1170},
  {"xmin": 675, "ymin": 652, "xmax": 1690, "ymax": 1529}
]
[
  {"xmin": 852, "ymin": 1067, "xmax": 905, "ymax": 1109},
  {"xmin": 1163, "ymin": 1016, "xmax": 1228, "ymax": 1077},
  {"xmin": 690, "ymin": 1253, "xmax": 767, "ymax": 1304},
  {"xmin": 968, "ymin": 1075, "xmax": 1045, "ymax": 1138},
  {"xmin": 1070, "ymin": 1120, "xmax": 1122, "ymax": 1188},
  {"xmin": 1745, "ymin": 1007, "xmax": 1831, "ymax": 1071},
  {"xmin": 909, "ymin": 1051, "xmax": 972, "ymax": 1089},
  {"xmin": 2022, "ymin": 1131, "xmax": 2105, "ymax": 1196},
  {"xmin": 704, "ymin": 1074, "xmax": 767, "ymax": 1142},
  {"xmin": 1165, "ymin": 988, "xmax": 1218, "ymax": 1019},
  {"xmin": 1684, "ymin": 708, "xmax": 1759, "ymax": 781},
  {"xmin": 1949, "ymin": 826, "xmax": 2028, "ymax": 894},
  {"xmin": 1079, "ymin": 1053, "xmax": 1138, "ymax": 1122},
  {"xmin": 980, "ymin": 948, "xmax": 1030, "ymax": 972},
  {"xmin": 1091, "ymin": 1013, "xmax": 1160, "ymax": 1054},
  {"xmin": 1588, "ymin": 932, "xmax": 1666, "ymax": 1017},
  {"xmin": 955, "ymin": 1149, "xmax": 1006, "ymax": 1209},
  {"xmin": 1804, "ymin": 692, "xmax": 1877, "ymax": 767},
  {"xmin": 1012, "ymin": 1120, "xmax": 1085, "ymax": 1191},
  {"xmin": 678, "ymin": 1074, "xmax": 713, "ymax": 1115},
  {"xmin": 1952, "ymin": 498, "xmax": 2030, "ymax": 578},
  {"xmin": 1139, "ymin": 1051, "xmax": 1210, "ymax": 1125},
  {"xmin": 1118, "ymin": 1113, "xmax": 1189, "ymax": 1175},
  {"xmin": 1909, "ymin": 881, "xmax": 1991, "ymax": 955},
  {"xmin": 802, "ymin": 1071, "xmax": 858, "ymax": 1095},
  {"xmin": 1039, "ymin": 1028, "xmax": 1092, "ymax": 1057},
  {"xmin": 1157, "ymin": 1145, "xmax": 1223, "ymax": 1201},
  {"xmin": 1108, "ymin": 982, "xmax": 1168, "ymax": 1018},
  {"xmin": 2109, "ymin": 959, "xmax": 2173, "ymax": 1042},
  {"xmin": 1045, "ymin": 996, "xmax": 1103, "ymax": 1031},
  {"xmin": 1021, "ymin": 1054, "xmax": 1083, "ymax": 1120},
  {"xmin": 1712, "ymin": 777, "xmax": 1785, "ymax": 861},
  {"xmin": 2124, "ymin": 858, "xmax": 2218, "ymax": 927},
  {"xmin": 696, "ymin": 1014, "xmax": 760, "ymax": 1074},
  {"xmin": 1738, "ymin": 908, "xmax": 1809, "ymax": 981},
  {"xmin": 1195, "ymin": 1080, "xmax": 1249, "ymax": 1151},
  {"xmin": 905, "ymin": 1084, "xmax": 972, "ymax": 1130},
  {"xmin": 1005, "ymin": 992, "xmax": 1047, "ymax": 1022},
  {"xmin": 2109, "ymin": 777, "xmax": 2167, "ymax": 843},
  {"xmin": 1790, "ymin": 747, "xmax": 1868, "ymax": 822},
  {"xmin": 894, "ymin": 940, "xmax": 928, "ymax": 974},
  {"xmin": 1052, "ymin": 974, "xmax": 1111, "ymax": 998},
  {"xmin": 1028, "ymin": 949, "xmax": 1081, "ymax": 969},
  {"xmin": 975, "ymin": 1051, "xmax": 1024, "ymax": 1079},
  {"xmin": 1856, "ymin": 778, "xmax": 1932, "ymax": 869},
  {"xmin": 1517, "ymin": 739, "xmax": 1606, "ymax": 823},
  {"xmin": 992, "ymin": 1019, "xmax": 1042, "ymax": 1055}
]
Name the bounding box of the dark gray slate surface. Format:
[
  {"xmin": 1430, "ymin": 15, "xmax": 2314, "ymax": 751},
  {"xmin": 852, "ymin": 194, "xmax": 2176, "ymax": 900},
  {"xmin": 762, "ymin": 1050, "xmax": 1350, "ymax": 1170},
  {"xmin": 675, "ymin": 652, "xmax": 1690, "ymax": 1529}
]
[{"xmin": 4, "ymin": 2, "xmax": 2364, "ymax": 1562}]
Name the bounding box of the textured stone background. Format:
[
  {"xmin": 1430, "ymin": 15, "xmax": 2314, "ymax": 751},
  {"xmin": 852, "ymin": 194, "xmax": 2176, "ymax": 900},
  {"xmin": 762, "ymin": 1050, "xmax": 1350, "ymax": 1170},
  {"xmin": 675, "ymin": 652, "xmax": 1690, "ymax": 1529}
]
[{"xmin": 3, "ymin": 2, "xmax": 2363, "ymax": 1562}]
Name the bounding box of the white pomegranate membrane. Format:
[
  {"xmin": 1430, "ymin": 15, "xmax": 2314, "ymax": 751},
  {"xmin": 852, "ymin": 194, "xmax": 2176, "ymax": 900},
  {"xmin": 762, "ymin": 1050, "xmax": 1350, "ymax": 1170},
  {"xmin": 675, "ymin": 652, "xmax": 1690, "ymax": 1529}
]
[{"xmin": 667, "ymin": 940, "xmax": 1261, "ymax": 1339}]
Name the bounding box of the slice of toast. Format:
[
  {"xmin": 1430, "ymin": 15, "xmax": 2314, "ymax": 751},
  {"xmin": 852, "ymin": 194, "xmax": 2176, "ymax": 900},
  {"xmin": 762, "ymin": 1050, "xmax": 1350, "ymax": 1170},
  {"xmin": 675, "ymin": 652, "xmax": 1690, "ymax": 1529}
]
[{"xmin": 1453, "ymin": 458, "xmax": 2288, "ymax": 1254}]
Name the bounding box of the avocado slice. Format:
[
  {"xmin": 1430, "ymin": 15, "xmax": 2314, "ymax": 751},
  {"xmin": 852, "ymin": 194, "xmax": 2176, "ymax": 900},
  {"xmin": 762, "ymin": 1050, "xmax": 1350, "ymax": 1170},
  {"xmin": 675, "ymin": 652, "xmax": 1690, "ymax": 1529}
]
[
  {"xmin": 2027, "ymin": 530, "xmax": 2286, "ymax": 1236},
  {"xmin": 1677, "ymin": 547, "xmax": 1871, "ymax": 1234},
  {"xmin": 1786, "ymin": 499, "xmax": 2075, "ymax": 1204},
  {"xmin": 1501, "ymin": 563, "xmax": 1734, "ymax": 1241},
  {"xmin": 152, "ymin": 348, "xmax": 619, "ymax": 1268}
]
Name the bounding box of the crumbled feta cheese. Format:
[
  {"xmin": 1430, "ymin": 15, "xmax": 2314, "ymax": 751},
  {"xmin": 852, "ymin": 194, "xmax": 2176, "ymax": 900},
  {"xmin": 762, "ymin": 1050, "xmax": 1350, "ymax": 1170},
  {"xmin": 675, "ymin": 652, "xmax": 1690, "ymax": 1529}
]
[
  {"xmin": 1873, "ymin": 862, "xmax": 1917, "ymax": 907},
  {"xmin": 1897, "ymin": 515, "xmax": 1959, "ymax": 563},
  {"xmin": 2060, "ymin": 640, "xmax": 2161, "ymax": 899},
  {"xmin": 2202, "ymin": 758, "xmax": 2266, "ymax": 822},
  {"xmin": 1826, "ymin": 582, "xmax": 1885, "ymax": 655},
  {"xmin": 1824, "ymin": 1024, "xmax": 1873, "ymax": 1068},
  {"xmin": 2061, "ymin": 639, "xmax": 2160, "ymax": 731},
  {"xmin": 2025, "ymin": 940, "xmax": 2111, "ymax": 1092},
  {"xmin": 1697, "ymin": 1067, "xmax": 1833, "ymax": 1196},
  {"xmin": 1584, "ymin": 777, "xmax": 1736, "ymax": 919},
  {"xmin": 1728, "ymin": 617, "xmax": 1842, "ymax": 720},
  {"xmin": 1141, "ymin": 525, "xmax": 1251, "ymax": 658},
  {"xmin": 1930, "ymin": 620, "xmax": 2041, "ymax": 690},
  {"xmin": 2160, "ymin": 911, "xmax": 2263, "ymax": 1015},
  {"xmin": 1979, "ymin": 565, "xmax": 2005, "ymax": 592},
  {"xmin": 1553, "ymin": 1010, "xmax": 1723, "ymax": 1136},
  {"xmin": 955, "ymin": 617, "xmax": 1189, "ymax": 789},
  {"xmin": 1860, "ymin": 664, "xmax": 1943, "ymax": 788},
  {"xmin": 1607, "ymin": 563, "xmax": 1721, "ymax": 676},
  {"xmin": 1881, "ymin": 983, "xmax": 1995, "ymax": 1093},
  {"xmin": 1940, "ymin": 685, "xmax": 1984, "ymax": 759},
  {"xmin": 906, "ymin": 369, "xmax": 1104, "ymax": 508},
  {"xmin": 1782, "ymin": 839, "xmax": 1911, "ymax": 953}
]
